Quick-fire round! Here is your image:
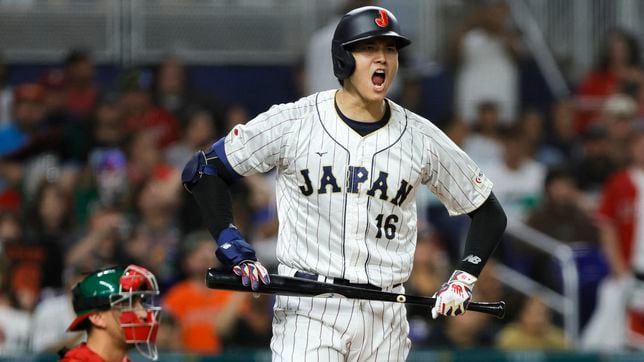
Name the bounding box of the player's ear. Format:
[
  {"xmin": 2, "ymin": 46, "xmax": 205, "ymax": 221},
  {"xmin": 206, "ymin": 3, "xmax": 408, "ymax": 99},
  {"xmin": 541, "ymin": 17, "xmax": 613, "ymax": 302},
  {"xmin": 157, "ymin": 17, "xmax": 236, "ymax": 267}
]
[{"xmin": 88, "ymin": 311, "xmax": 108, "ymax": 329}]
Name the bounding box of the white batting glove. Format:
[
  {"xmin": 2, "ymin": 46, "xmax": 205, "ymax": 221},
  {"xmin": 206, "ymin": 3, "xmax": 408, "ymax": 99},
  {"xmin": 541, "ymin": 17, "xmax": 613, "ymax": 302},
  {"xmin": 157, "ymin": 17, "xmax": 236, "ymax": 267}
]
[{"xmin": 431, "ymin": 270, "xmax": 477, "ymax": 319}]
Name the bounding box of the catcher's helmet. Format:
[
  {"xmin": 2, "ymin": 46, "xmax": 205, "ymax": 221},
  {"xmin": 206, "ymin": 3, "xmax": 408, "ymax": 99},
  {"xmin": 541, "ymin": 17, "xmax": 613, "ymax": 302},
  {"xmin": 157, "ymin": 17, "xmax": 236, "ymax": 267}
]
[
  {"xmin": 68, "ymin": 265, "xmax": 162, "ymax": 360},
  {"xmin": 332, "ymin": 6, "xmax": 411, "ymax": 81}
]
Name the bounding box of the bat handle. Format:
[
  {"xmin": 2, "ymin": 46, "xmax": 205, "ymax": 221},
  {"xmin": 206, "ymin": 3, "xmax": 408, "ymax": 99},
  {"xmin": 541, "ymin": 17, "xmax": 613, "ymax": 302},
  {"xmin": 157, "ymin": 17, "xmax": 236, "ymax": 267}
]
[{"xmin": 467, "ymin": 301, "xmax": 506, "ymax": 319}]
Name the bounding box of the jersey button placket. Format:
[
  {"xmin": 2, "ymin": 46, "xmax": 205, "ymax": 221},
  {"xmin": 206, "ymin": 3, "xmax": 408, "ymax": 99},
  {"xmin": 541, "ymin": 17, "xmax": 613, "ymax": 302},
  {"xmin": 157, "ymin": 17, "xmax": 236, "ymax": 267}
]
[{"xmin": 345, "ymin": 145, "xmax": 361, "ymax": 281}]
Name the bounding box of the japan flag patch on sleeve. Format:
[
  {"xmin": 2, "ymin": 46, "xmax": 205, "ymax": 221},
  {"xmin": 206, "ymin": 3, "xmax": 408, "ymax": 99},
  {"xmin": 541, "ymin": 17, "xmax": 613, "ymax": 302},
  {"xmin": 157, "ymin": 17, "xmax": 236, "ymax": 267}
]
[{"xmin": 472, "ymin": 170, "xmax": 486, "ymax": 189}]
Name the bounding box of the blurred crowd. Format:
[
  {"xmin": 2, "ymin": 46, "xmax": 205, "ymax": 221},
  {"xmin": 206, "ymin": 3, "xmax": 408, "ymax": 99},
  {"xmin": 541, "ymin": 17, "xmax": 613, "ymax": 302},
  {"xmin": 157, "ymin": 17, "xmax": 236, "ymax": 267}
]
[{"xmin": 0, "ymin": 0, "xmax": 643, "ymax": 356}]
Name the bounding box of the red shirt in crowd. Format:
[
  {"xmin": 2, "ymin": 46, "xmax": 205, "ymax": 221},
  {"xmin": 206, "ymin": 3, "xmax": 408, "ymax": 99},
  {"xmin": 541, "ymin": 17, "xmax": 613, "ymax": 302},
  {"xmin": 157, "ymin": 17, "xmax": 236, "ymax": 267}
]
[
  {"xmin": 575, "ymin": 71, "xmax": 619, "ymax": 132},
  {"xmin": 66, "ymin": 87, "xmax": 99, "ymax": 120},
  {"xmin": 597, "ymin": 168, "xmax": 644, "ymax": 345},
  {"xmin": 597, "ymin": 169, "xmax": 639, "ymax": 267},
  {"xmin": 125, "ymin": 108, "xmax": 180, "ymax": 149}
]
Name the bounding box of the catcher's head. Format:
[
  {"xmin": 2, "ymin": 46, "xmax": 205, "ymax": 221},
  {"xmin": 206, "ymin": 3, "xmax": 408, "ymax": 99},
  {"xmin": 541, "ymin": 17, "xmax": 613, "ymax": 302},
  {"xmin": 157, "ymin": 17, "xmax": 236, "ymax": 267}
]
[{"xmin": 68, "ymin": 265, "xmax": 162, "ymax": 360}]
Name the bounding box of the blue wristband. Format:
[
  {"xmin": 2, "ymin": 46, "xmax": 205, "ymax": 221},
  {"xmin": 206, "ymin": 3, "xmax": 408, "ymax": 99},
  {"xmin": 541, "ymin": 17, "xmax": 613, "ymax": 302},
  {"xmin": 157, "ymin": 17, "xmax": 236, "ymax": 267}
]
[{"xmin": 215, "ymin": 227, "xmax": 257, "ymax": 266}]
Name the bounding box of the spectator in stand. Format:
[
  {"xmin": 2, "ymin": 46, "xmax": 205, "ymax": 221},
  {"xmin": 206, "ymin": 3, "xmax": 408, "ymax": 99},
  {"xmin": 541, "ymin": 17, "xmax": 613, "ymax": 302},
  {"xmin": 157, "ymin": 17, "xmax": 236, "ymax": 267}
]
[
  {"xmin": 165, "ymin": 107, "xmax": 216, "ymax": 170},
  {"xmin": 30, "ymin": 266, "xmax": 85, "ymax": 353},
  {"xmin": 152, "ymin": 55, "xmax": 230, "ymax": 136},
  {"xmin": 0, "ymin": 186, "xmax": 20, "ymax": 214},
  {"xmin": 575, "ymin": 29, "xmax": 642, "ymax": 132},
  {"xmin": 40, "ymin": 69, "xmax": 88, "ymax": 190},
  {"xmin": 0, "ymin": 288, "xmax": 31, "ymax": 353},
  {"xmin": 89, "ymin": 92, "xmax": 126, "ymax": 151},
  {"xmin": 126, "ymin": 130, "xmax": 172, "ymax": 190},
  {"xmin": 0, "ymin": 211, "xmax": 32, "ymax": 353},
  {"xmin": 574, "ymin": 125, "xmax": 618, "ymax": 196},
  {"xmin": 119, "ymin": 68, "xmax": 181, "ymax": 149},
  {"xmin": 0, "ymin": 54, "xmax": 13, "ymax": 127},
  {"xmin": 599, "ymin": 93, "xmax": 638, "ymax": 168},
  {"xmin": 496, "ymin": 295, "xmax": 569, "ymax": 350},
  {"xmin": 451, "ymin": 1, "xmax": 524, "ymax": 125},
  {"xmin": 0, "ymin": 83, "xmax": 48, "ymax": 157},
  {"xmin": 463, "ymin": 101, "xmax": 504, "ymax": 168},
  {"xmin": 596, "ymin": 121, "xmax": 644, "ymax": 348},
  {"xmin": 40, "ymin": 69, "xmax": 69, "ymax": 127},
  {"xmin": 0, "ymin": 83, "xmax": 70, "ymax": 200},
  {"xmin": 524, "ymin": 167, "xmax": 599, "ymax": 287},
  {"xmin": 81, "ymin": 94, "xmax": 129, "ymax": 213},
  {"xmin": 427, "ymin": 308, "xmax": 499, "ymax": 348},
  {"xmin": 63, "ymin": 48, "xmax": 99, "ymax": 121},
  {"xmin": 23, "ymin": 180, "xmax": 75, "ymax": 291},
  {"xmin": 65, "ymin": 206, "xmax": 132, "ymax": 272},
  {"xmin": 528, "ymin": 167, "xmax": 598, "ymax": 243},
  {"xmin": 518, "ymin": 108, "xmax": 563, "ymax": 167},
  {"xmin": 221, "ymin": 294, "xmax": 273, "ymax": 349},
  {"xmin": 485, "ymin": 126, "xmax": 545, "ymax": 221},
  {"xmin": 163, "ymin": 230, "xmax": 249, "ymax": 354},
  {"xmin": 1, "ymin": 208, "xmax": 49, "ymax": 314},
  {"xmin": 155, "ymin": 313, "xmax": 183, "ymax": 353},
  {"xmin": 0, "ymin": 209, "xmax": 21, "ymax": 244},
  {"xmin": 88, "ymin": 148, "xmax": 130, "ymax": 214},
  {"xmin": 126, "ymin": 172, "xmax": 182, "ymax": 290},
  {"xmin": 152, "ymin": 56, "xmax": 193, "ymax": 123},
  {"xmin": 546, "ymin": 98, "xmax": 580, "ymax": 166},
  {"xmin": 444, "ymin": 116, "xmax": 469, "ymax": 148}
]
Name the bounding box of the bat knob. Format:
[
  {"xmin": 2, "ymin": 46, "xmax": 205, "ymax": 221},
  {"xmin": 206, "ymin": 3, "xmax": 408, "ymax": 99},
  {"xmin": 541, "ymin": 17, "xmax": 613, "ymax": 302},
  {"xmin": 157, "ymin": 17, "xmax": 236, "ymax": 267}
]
[{"xmin": 496, "ymin": 301, "xmax": 506, "ymax": 319}]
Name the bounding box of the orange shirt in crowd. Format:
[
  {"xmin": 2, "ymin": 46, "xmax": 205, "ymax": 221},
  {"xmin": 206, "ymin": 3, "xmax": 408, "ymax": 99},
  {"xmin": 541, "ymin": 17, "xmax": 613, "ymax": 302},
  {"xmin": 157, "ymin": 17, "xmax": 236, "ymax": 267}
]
[{"xmin": 163, "ymin": 281, "xmax": 245, "ymax": 354}]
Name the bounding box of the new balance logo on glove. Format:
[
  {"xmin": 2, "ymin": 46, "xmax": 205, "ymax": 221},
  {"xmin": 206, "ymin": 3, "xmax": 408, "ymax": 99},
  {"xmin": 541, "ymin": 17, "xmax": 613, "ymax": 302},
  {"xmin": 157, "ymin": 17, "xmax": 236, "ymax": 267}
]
[{"xmin": 462, "ymin": 254, "xmax": 482, "ymax": 264}]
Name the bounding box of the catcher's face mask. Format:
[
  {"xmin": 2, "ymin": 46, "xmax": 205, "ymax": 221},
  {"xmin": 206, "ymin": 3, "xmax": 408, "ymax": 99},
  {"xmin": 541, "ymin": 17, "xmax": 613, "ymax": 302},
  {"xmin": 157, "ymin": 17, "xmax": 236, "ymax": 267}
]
[{"xmin": 110, "ymin": 265, "xmax": 162, "ymax": 360}]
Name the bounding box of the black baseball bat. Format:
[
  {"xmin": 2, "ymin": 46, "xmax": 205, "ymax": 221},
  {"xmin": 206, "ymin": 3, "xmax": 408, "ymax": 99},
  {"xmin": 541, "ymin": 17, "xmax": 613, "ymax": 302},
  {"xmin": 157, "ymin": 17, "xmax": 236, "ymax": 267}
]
[{"xmin": 205, "ymin": 269, "xmax": 505, "ymax": 319}]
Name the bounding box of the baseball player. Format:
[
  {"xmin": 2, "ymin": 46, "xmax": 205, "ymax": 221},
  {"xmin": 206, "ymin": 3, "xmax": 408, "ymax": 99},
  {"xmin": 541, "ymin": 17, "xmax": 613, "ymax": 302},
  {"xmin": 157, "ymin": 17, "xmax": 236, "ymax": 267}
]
[
  {"xmin": 182, "ymin": 6, "xmax": 507, "ymax": 361},
  {"xmin": 59, "ymin": 265, "xmax": 162, "ymax": 361}
]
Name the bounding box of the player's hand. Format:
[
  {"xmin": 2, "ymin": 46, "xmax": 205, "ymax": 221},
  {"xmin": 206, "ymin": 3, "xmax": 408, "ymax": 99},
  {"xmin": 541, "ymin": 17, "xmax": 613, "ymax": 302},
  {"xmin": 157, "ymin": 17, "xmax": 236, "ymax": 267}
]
[
  {"xmin": 431, "ymin": 270, "xmax": 477, "ymax": 319},
  {"xmin": 215, "ymin": 226, "xmax": 271, "ymax": 291},
  {"xmin": 233, "ymin": 260, "xmax": 271, "ymax": 291}
]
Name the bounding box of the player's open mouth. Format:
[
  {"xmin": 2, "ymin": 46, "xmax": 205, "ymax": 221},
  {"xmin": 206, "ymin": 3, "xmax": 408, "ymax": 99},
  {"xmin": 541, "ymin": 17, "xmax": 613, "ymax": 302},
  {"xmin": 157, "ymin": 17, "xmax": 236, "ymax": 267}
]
[{"xmin": 372, "ymin": 70, "xmax": 386, "ymax": 89}]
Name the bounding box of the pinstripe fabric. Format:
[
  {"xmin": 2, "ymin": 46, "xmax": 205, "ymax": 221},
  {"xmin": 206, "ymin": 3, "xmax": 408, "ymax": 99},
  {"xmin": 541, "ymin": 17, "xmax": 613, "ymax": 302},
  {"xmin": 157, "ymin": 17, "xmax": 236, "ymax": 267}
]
[
  {"xmin": 271, "ymin": 293, "xmax": 410, "ymax": 361},
  {"xmin": 222, "ymin": 90, "xmax": 492, "ymax": 359}
]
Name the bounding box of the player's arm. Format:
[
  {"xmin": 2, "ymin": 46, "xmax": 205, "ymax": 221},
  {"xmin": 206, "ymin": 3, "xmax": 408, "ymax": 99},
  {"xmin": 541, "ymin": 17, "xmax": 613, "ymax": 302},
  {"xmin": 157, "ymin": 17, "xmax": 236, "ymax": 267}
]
[
  {"xmin": 181, "ymin": 138, "xmax": 270, "ymax": 291},
  {"xmin": 458, "ymin": 191, "xmax": 507, "ymax": 275},
  {"xmin": 431, "ymin": 192, "xmax": 506, "ymax": 318}
]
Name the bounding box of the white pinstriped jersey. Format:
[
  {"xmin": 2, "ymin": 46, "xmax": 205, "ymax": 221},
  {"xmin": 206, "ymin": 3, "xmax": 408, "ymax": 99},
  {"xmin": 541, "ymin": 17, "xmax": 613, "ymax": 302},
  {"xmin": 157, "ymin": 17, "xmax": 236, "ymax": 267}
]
[{"xmin": 222, "ymin": 90, "xmax": 493, "ymax": 288}]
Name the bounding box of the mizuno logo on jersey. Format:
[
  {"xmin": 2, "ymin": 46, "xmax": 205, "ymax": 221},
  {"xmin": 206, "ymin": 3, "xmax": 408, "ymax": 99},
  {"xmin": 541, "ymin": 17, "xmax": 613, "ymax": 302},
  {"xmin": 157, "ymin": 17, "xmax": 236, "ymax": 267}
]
[
  {"xmin": 298, "ymin": 166, "xmax": 414, "ymax": 206},
  {"xmin": 462, "ymin": 254, "xmax": 482, "ymax": 264}
]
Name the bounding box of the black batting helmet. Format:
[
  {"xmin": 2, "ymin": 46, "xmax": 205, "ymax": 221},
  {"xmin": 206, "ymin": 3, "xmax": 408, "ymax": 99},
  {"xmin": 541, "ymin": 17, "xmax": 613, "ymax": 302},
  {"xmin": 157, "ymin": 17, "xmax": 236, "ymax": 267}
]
[{"xmin": 332, "ymin": 6, "xmax": 411, "ymax": 81}]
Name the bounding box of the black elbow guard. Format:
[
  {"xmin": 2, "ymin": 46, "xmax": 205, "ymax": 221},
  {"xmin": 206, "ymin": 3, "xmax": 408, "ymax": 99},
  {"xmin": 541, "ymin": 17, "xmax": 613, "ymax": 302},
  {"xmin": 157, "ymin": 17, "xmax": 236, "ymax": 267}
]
[{"xmin": 181, "ymin": 150, "xmax": 218, "ymax": 192}]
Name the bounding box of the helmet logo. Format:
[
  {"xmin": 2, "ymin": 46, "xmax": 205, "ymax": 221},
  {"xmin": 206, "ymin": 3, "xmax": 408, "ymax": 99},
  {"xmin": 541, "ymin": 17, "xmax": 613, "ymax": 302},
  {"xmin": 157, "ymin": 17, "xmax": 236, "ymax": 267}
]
[{"xmin": 375, "ymin": 9, "xmax": 389, "ymax": 28}]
